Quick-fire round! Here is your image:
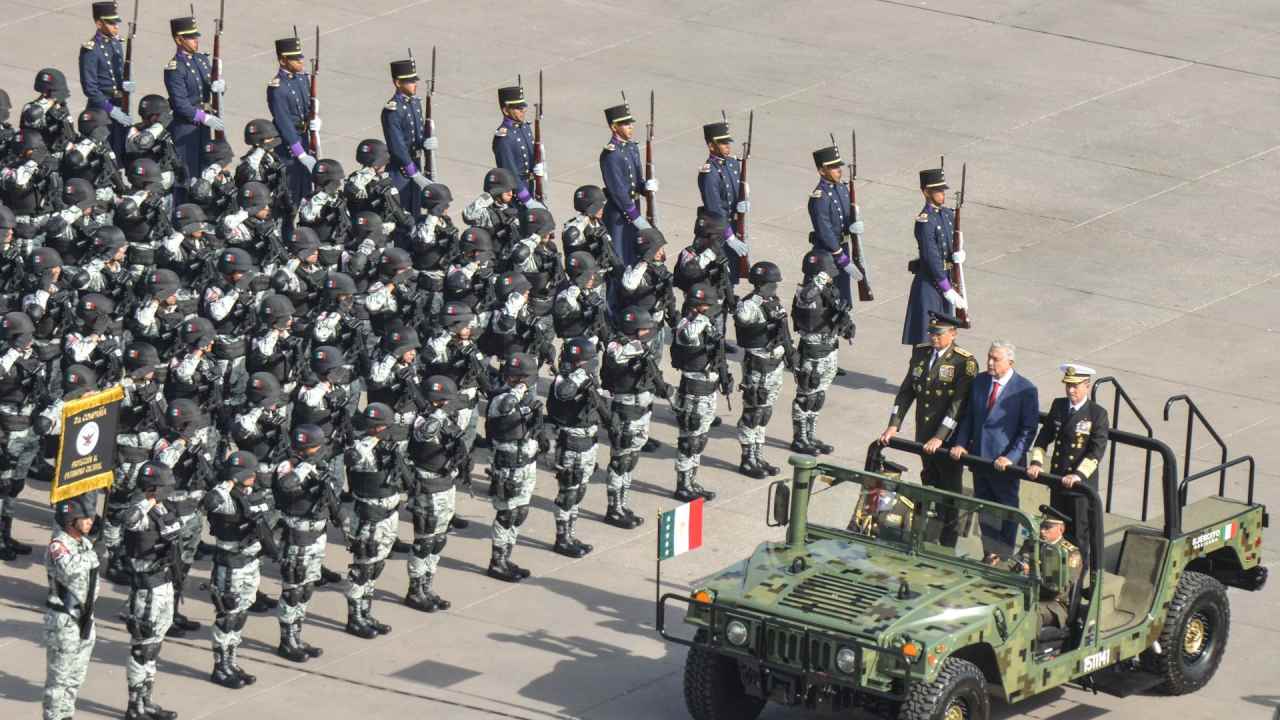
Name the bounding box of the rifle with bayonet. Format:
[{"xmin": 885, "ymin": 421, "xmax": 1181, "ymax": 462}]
[
  {"xmin": 847, "ymin": 129, "xmax": 874, "ymax": 302},
  {"xmin": 644, "ymin": 91, "xmax": 658, "ymax": 226},
  {"xmin": 121, "ymin": 0, "xmax": 139, "ymax": 114},
  {"xmin": 733, "ymin": 110, "xmax": 752, "ymax": 278},
  {"xmin": 950, "ymin": 163, "xmax": 970, "ymax": 328},
  {"xmin": 532, "ymin": 70, "xmax": 546, "ymax": 203},
  {"xmin": 423, "ymin": 47, "xmax": 437, "ymax": 180},
  {"xmin": 209, "ymin": 0, "xmax": 226, "ymax": 142},
  {"xmin": 308, "ymin": 27, "xmax": 321, "ymax": 155}
]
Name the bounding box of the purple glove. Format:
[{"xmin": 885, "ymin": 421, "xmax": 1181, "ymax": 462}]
[
  {"xmin": 625, "ymin": 205, "xmax": 641, "ymax": 222},
  {"xmin": 937, "ymin": 278, "xmax": 953, "ymax": 293},
  {"xmin": 835, "ymin": 251, "xmax": 851, "ymax": 268},
  {"xmin": 289, "ymin": 142, "xmax": 306, "ymax": 158},
  {"xmin": 403, "ymin": 162, "xmax": 418, "ymax": 177}
]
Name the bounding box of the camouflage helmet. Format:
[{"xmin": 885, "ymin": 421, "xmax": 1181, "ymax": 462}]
[
  {"xmin": 483, "ymin": 167, "xmax": 517, "ymax": 197},
  {"xmin": 572, "ymin": 185, "xmax": 606, "ymax": 216}
]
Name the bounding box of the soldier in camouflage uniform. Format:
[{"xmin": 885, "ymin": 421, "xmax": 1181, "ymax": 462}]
[
  {"xmin": 343, "ymin": 402, "xmax": 402, "ymax": 639},
  {"xmin": 791, "ymin": 251, "xmax": 855, "ymax": 456},
  {"xmin": 201, "ymin": 451, "xmax": 271, "ymax": 689},
  {"xmin": 561, "ymin": 185, "xmax": 622, "ymax": 273},
  {"xmin": 485, "ymin": 352, "xmax": 542, "ymax": 583},
  {"xmin": 43, "ymin": 492, "xmax": 99, "ymax": 720},
  {"xmin": 601, "ymin": 307, "xmax": 669, "ymax": 528},
  {"xmin": 671, "ymin": 283, "xmax": 725, "ymax": 503},
  {"xmin": 273, "ymin": 424, "xmax": 332, "ymax": 662},
  {"xmin": 0, "ymin": 311, "xmax": 43, "ymax": 561},
  {"xmin": 122, "ymin": 461, "xmax": 182, "ymax": 720},
  {"xmin": 733, "ymin": 261, "xmax": 792, "ymax": 478},
  {"xmin": 420, "ymin": 301, "xmax": 490, "ymax": 472},
  {"xmin": 150, "ymin": 397, "xmax": 213, "ymax": 636},
  {"xmin": 547, "ymin": 338, "xmax": 611, "ymax": 558},
  {"xmin": 404, "ymin": 375, "xmax": 465, "ymax": 612},
  {"xmin": 104, "ymin": 341, "xmax": 166, "ymax": 583}
]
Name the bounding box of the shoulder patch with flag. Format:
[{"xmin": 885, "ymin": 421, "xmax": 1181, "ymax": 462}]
[{"xmin": 658, "ymin": 498, "xmax": 704, "ymax": 560}]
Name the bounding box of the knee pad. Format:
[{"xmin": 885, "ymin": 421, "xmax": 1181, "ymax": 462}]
[
  {"xmin": 299, "ymin": 583, "xmax": 315, "ymax": 604},
  {"xmin": 554, "ymin": 485, "xmax": 575, "ymax": 512},
  {"xmin": 495, "ymin": 509, "xmax": 516, "ymax": 529},
  {"xmin": 810, "ymin": 390, "xmax": 826, "ymax": 412},
  {"xmin": 745, "ymin": 384, "xmax": 769, "ymax": 406},
  {"xmin": 228, "ymin": 610, "xmax": 248, "ymax": 632},
  {"xmin": 740, "ymin": 407, "xmax": 763, "ymax": 429},
  {"xmin": 758, "ymin": 406, "xmax": 774, "ymax": 427},
  {"xmin": 676, "ymin": 408, "xmax": 701, "ymax": 433},
  {"xmin": 412, "ymin": 511, "xmax": 435, "ymax": 537},
  {"xmin": 678, "ymin": 434, "xmax": 708, "ymax": 457},
  {"xmin": 281, "ymin": 587, "xmax": 304, "ymax": 606},
  {"xmin": 430, "ymin": 534, "xmax": 448, "ymax": 555},
  {"xmin": 214, "ymin": 590, "xmax": 240, "ymax": 614},
  {"xmin": 798, "ymin": 391, "xmax": 823, "ymax": 412},
  {"xmin": 574, "ymin": 484, "xmax": 588, "ymax": 506},
  {"xmin": 368, "ymin": 560, "xmax": 386, "ymax": 581},
  {"xmin": 412, "ymin": 538, "xmax": 433, "ymax": 559},
  {"xmin": 131, "ymin": 643, "xmax": 161, "ymax": 664},
  {"xmin": 347, "ymin": 564, "xmax": 371, "ymax": 586},
  {"xmin": 512, "ymin": 505, "xmax": 530, "ymax": 527}
]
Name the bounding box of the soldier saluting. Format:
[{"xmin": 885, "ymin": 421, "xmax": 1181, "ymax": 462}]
[
  {"xmin": 879, "ymin": 312, "xmax": 977, "ymax": 547},
  {"xmin": 902, "ymin": 167, "xmax": 967, "ymax": 345}
]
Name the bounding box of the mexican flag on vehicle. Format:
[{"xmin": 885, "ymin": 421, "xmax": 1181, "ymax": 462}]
[{"xmin": 658, "ymin": 498, "xmax": 704, "ymax": 560}]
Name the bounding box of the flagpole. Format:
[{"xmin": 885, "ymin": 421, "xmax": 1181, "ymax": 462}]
[{"xmin": 655, "ymin": 509, "xmax": 662, "ymax": 629}]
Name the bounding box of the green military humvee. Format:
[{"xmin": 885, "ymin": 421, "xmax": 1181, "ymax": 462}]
[{"xmin": 659, "ymin": 424, "xmax": 1268, "ymax": 720}]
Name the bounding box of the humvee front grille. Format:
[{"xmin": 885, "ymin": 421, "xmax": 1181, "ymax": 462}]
[{"xmin": 778, "ymin": 574, "xmax": 890, "ymax": 623}]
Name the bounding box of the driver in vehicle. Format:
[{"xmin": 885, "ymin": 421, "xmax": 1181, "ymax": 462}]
[{"xmin": 1009, "ymin": 511, "xmax": 1082, "ymax": 633}]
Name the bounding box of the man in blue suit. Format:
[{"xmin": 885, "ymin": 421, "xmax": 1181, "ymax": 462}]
[{"xmin": 950, "ymin": 340, "xmax": 1039, "ymax": 559}]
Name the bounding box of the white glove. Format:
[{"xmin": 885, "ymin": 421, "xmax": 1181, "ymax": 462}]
[
  {"xmin": 847, "ymin": 220, "xmax": 864, "ymax": 235},
  {"xmin": 201, "ymin": 114, "xmax": 225, "ymax": 132},
  {"xmin": 422, "ymin": 136, "xmax": 439, "ymax": 151},
  {"xmin": 633, "ymin": 216, "xmax": 652, "ymax": 231},
  {"xmin": 523, "ymin": 198, "xmax": 546, "ymax": 211},
  {"xmin": 210, "ymin": 78, "xmax": 226, "ymax": 93},
  {"xmin": 411, "ymin": 173, "xmax": 430, "ymax": 190},
  {"xmin": 951, "ymin": 249, "xmax": 966, "ymax": 264},
  {"xmin": 108, "ymin": 107, "xmax": 134, "ymax": 126},
  {"xmin": 298, "ymin": 154, "xmax": 317, "ymax": 172},
  {"xmin": 943, "ymin": 288, "xmax": 968, "ymax": 310},
  {"xmin": 309, "ymin": 117, "xmax": 322, "ymax": 133},
  {"xmin": 504, "ymin": 292, "xmax": 527, "ymax": 315},
  {"xmin": 532, "ymin": 162, "xmax": 546, "ymax": 178},
  {"xmin": 473, "ymin": 193, "xmax": 494, "ymax": 210},
  {"xmin": 644, "ymin": 178, "xmax": 659, "ymax": 193},
  {"xmin": 121, "ymin": 80, "xmax": 137, "ymax": 94},
  {"xmin": 725, "ymin": 234, "xmax": 749, "ymax": 256},
  {"xmin": 735, "ymin": 200, "xmax": 750, "ymax": 214}
]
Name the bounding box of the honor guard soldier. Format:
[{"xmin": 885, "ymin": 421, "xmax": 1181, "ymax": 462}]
[
  {"xmin": 807, "ymin": 144, "xmax": 862, "ymax": 306},
  {"xmin": 547, "ymin": 338, "xmax": 610, "ymax": 558},
  {"xmin": 903, "ymin": 167, "xmax": 967, "ymax": 345},
  {"xmin": 671, "ymin": 283, "xmax": 727, "ymax": 503},
  {"xmin": 600, "ymin": 102, "xmax": 655, "ymax": 272},
  {"xmin": 485, "ymin": 353, "xmax": 542, "ymax": 582},
  {"xmin": 734, "ymin": 261, "xmax": 791, "ymax": 478},
  {"xmin": 697, "ymin": 121, "xmax": 748, "ymax": 283},
  {"xmin": 381, "ymin": 58, "xmax": 436, "ymax": 216},
  {"xmin": 1027, "ymin": 364, "xmax": 1109, "ymax": 557},
  {"xmin": 879, "ymin": 311, "xmax": 977, "ymax": 547},
  {"xmin": 164, "ymin": 16, "xmax": 225, "ymax": 201},
  {"xmin": 493, "ymin": 85, "xmax": 544, "ymax": 208},
  {"xmin": 267, "ymin": 37, "xmax": 319, "ymax": 212},
  {"xmin": 601, "ymin": 307, "xmax": 668, "ymax": 527},
  {"xmin": 404, "ymin": 375, "xmax": 466, "ymax": 612},
  {"xmin": 273, "ymin": 424, "xmax": 334, "ymax": 662},
  {"xmin": 44, "ymin": 492, "xmax": 101, "ymax": 720},
  {"xmin": 79, "ymin": 2, "xmax": 134, "ymax": 157},
  {"xmin": 122, "ymin": 461, "xmax": 182, "ymax": 720},
  {"xmin": 790, "ymin": 252, "xmax": 855, "ymax": 456},
  {"xmin": 201, "ymin": 451, "xmax": 272, "ymax": 689}
]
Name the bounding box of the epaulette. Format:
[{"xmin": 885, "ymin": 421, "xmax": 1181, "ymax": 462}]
[
  {"xmin": 699, "ymin": 163, "xmax": 711, "ymax": 173},
  {"xmin": 916, "ymin": 212, "xmax": 929, "ymax": 222},
  {"xmin": 952, "ymin": 346, "xmax": 974, "ymax": 358},
  {"xmin": 268, "ymin": 77, "xmax": 280, "ymax": 88},
  {"xmin": 384, "ymin": 100, "xmax": 398, "ymax": 111},
  {"xmin": 83, "ymin": 40, "xmax": 96, "ymax": 51},
  {"xmin": 811, "ymin": 189, "xmax": 824, "ymax": 199},
  {"xmin": 604, "ymin": 143, "xmax": 615, "ymax": 152},
  {"xmin": 164, "ymin": 59, "xmax": 177, "ymax": 71},
  {"xmin": 494, "ymin": 127, "xmax": 507, "ymax": 137}
]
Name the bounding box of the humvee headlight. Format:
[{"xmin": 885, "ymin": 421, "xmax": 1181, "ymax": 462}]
[
  {"xmin": 725, "ymin": 620, "xmax": 749, "ymax": 647},
  {"xmin": 901, "ymin": 641, "xmax": 922, "ymax": 661},
  {"xmin": 835, "ymin": 647, "xmax": 859, "ymax": 674}
]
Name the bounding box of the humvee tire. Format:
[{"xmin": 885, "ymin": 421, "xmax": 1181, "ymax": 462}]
[
  {"xmin": 683, "ymin": 630, "xmax": 765, "ymax": 720},
  {"xmin": 898, "ymin": 657, "xmax": 989, "ymax": 720},
  {"xmin": 1143, "ymin": 571, "xmax": 1230, "ymax": 694}
]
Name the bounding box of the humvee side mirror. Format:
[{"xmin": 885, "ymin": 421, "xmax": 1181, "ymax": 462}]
[{"xmin": 767, "ymin": 481, "xmax": 790, "ymax": 527}]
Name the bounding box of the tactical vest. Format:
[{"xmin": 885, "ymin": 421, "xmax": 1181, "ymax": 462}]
[
  {"xmin": 670, "ymin": 331, "xmax": 710, "ymax": 373},
  {"xmin": 618, "ymin": 274, "xmax": 658, "ymax": 312},
  {"xmin": 791, "ymin": 286, "xmax": 829, "ymax": 334},
  {"xmin": 275, "ymin": 459, "xmax": 328, "ymax": 519},
  {"xmin": 553, "ymin": 300, "xmax": 590, "ymax": 339},
  {"xmin": 547, "ymin": 376, "xmax": 592, "ymax": 428},
  {"xmin": 601, "ymin": 342, "xmax": 651, "ymax": 394},
  {"xmin": 124, "ymin": 504, "xmax": 182, "ymax": 565},
  {"xmin": 486, "ymin": 395, "xmax": 530, "ymax": 443},
  {"xmin": 734, "ymin": 295, "xmax": 775, "ymax": 350},
  {"xmin": 290, "ymin": 389, "xmax": 333, "ymax": 427},
  {"xmin": 207, "ymin": 489, "xmax": 269, "ymax": 544},
  {"xmin": 0, "ymin": 353, "xmax": 38, "ymax": 408}
]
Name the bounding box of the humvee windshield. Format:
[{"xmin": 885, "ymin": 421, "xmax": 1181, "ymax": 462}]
[{"xmin": 806, "ymin": 470, "xmax": 1037, "ymax": 577}]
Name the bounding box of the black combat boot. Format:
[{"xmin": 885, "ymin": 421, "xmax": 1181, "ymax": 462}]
[
  {"xmin": 604, "ymin": 490, "xmax": 639, "ymax": 529},
  {"xmin": 344, "ymin": 598, "xmax": 378, "ymax": 639},
  {"xmin": 141, "ymin": 680, "xmax": 177, "ymax": 720},
  {"xmin": 248, "ymin": 591, "xmax": 277, "ymax": 613},
  {"xmin": 296, "ymin": 621, "xmax": 323, "ymax": 658},
  {"xmin": 674, "ymin": 470, "xmax": 715, "ymax": 502},
  {"xmin": 276, "ymin": 622, "xmax": 309, "ymax": 662},
  {"xmin": 790, "ymin": 420, "xmax": 818, "ymax": 456},
  {"xmin": 405, "ymin": 574, "xmax": 451, "ymax": 612},
  {"xmin": 0, "ymin": 540, "xmax": 15, "ymax": 561},
  {"xmin": 567, "ymin": 516, "xmax": 593, "ymax": 555},
  {"xmin": 507, "ymin": 545, "xmax": 532, "ymax": 580},
  {"xmin": 553, "ymin": 520, "xmax": 588, "ymax": 559},
  {"xmin": 738, "ymin": 446, "xmax": 768, "ymax": 479},
  {"xmin": 0, "ymin": 516, "xmax": 30, "ymax": 555},
  {"xmin": 210, "ymin": 648, "xmax": 246, "ymax": 689},
  {"xmin": 487, "ymin": 545, "xmax": 523, "ymax": 583},
  {"xmin": 363, "ymin": 598, "xmax": 392, "ymax": 635},
  {"xmin": 808, "ymin": 417, "xmax": 833, "ymax": 454},
  {"xmin": 124, "ymin": 683, "xmax": 147, "ymax": 720},
  {"xmin": 318, "ymin": 565, "xmax": 343, "ymax": 585},
  {"xmin": 228, "ymin": 645, "xmax": 256, "ymax": 685},
  {"xmin": 620, "ymin": 487, "xmax": 645, "ymax": 526},
  {"xmin": 756, "ymin": 445, "xmax": 781, "ymax": 476}
]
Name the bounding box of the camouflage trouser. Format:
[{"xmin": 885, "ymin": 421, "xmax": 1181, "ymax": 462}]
[
  {"xmin": 43, "ymin": 611, "xmax": 95, "ymax": 720},
  {"xmin": 210, "ymin": 557, "xmax": 260, "ymax": 652},
  {"xmin": 737, "ymin": 358, "xmax": 784, "ymax": 447},
  {"xmin": 458, "ymin": 388, "xmax": 479, "ymax": 449},
  {"xmin": 408, "ymin": 485, "xmax": 455, "ymax": 579},
  {"xmin": 490, "ymin": 462, "xmax": 536, "ymax": 549},
  {"xmin": 0, "ymin": 426, "xmax": 37, "ymax": 517},
  {"xmin": 125, "ymin": 583, "xmax": 174, "ymax": 687},
  {"xmin": 212, "ymin": 355, "xmax": 249, "ymax": 403},
  {"xmin": 607, "ymin": 397, "xmax": 652, "ymax": 496},
  {"xmin": 554, "ymin": 427, "xmax": 597, "ymax": 523},
  {"xmin": 172, "ymin": 510, "xmax": 202, "ymax": 606},
  {"xmin": 673, "ymin": 389, "xmax": 718, "ymax": 473},
  {"xmin": 344, "ymin": 496, "xmax": 400, "ymax": 602},
  {"xmin": 278, "ymin": 518, "xmax": 327, "ymax": 626},
  {"xmin": 792, "ymin": 349, "xmax": 838, "ymax": 428}
]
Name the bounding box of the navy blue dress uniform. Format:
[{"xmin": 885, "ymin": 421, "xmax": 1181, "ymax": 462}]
[
  {"xmin": 381, "ymin": 59, "xmax": 426, "ymax": 217},
  {"xmin": 163, "ymin": 17, "xmax": 218, "ymax": 202},
  {"xmin": 599, "ymin": 104, "xmax": 647, "ymax": 269},
  {"xmin": 807, "ymin": 146, "xmax": 854, "ymax": 305},
  {"xmin": 696, "ymin": 122, "xmax": 745, "ymax": 284},
  {"xmin": 902, "ymin": 167, "xmax": 962, "ymax": 345},
  {"xmin": 1029, "ymin": 364, "xmax": 1110, "ymax": 557},
  {"xmin": 78, "ymin": 2, "xmax": 131, "ymax": 158},
  {"xmin": 267, "ymin": 38, "xmax": 315, "ymax": 213},
  {"xmin": 492, "ymin": 86, "xmax": 536, "ymax": 205}
]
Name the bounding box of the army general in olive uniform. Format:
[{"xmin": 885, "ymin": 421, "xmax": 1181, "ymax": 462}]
[
  {"xmin": 1010, "ymin": 512, "xmax": 1082, "ymax": 633},
  {"xmin": 879, "ymin": 312, "xmax": 977, "ymax": 547}
]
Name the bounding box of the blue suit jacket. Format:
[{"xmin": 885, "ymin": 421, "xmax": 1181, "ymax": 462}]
[{"xmin": 953, "ymin": 371, "xmax": 1039, "ymax": 465}]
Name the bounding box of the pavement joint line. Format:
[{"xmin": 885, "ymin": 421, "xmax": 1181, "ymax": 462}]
[
  {"xmin": 869, "ymin": 0, "xmax": 1280, "ymax": 83},
  {"xmin": 568, "ymin": 667, "xmax": 683, "ymax": 717}
]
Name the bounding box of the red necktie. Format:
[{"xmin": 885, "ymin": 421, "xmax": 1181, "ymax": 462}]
[{"xmin": 987, "ymin": 381, "xmax": 1000, "ymax": 410}]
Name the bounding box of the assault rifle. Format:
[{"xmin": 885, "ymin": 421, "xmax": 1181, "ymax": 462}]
[
  {"xmin": 308, "ymin": 27, "xmax": 321, "ymax": 155},
  {"xmin": 733, "ymin": 110, "xmax": 752, "ymax": 277},
  {"xmin": 950, "ymin": 163, "xmax": 971, "ymax": 328},
  {"xmin": 121, "ymin": 0, "xmax": 139, "ymax": 114},
  {"xmin": 644, "ymin": 91, "xmax": 658, "ymax": 226},
  {"xmin": 209, "ymin": 0, "xmax": 226, "ymax": 142},
  {"xmin": 532, "ymin": 70, "xmax": 546, "ymax": 203},
  {"xmin": 847, "ymin": 129, "xmax": 874, "ymax": 302}
]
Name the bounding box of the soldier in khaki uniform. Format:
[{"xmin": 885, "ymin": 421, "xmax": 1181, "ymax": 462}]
[
  {"xmin": 43, "ymin": 492, "xmax": 100, "ymax": 720},
  {"xmin": 879, "ymin": 312, "xmax": 977, "ymax": 546},
  {"xmin": 1010, "ymin": 512, "xmax": 1082, "ymax": 631}
]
